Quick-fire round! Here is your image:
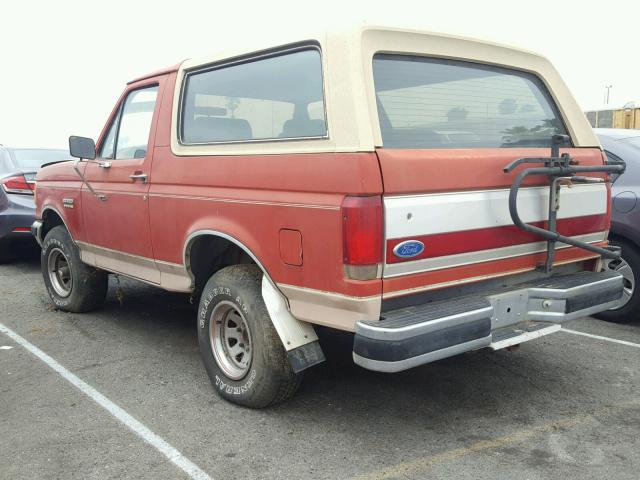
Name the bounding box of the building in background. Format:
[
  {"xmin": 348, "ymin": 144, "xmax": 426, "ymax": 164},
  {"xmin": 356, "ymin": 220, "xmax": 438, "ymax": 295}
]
[{"xmin": 586, "ymin": 102, "xmax": 640, "ymax": 129}]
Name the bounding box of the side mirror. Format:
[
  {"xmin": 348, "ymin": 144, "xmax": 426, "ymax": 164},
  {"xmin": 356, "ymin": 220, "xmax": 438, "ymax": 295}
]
[{"xmin": 69, "ymin": 136, "xmax": 96, "ymax": 160}]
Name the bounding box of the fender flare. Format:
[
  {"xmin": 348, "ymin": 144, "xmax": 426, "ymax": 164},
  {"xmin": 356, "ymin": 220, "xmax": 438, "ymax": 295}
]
[
  {"xmin": 184, "ymin": 230, "xmax": 324, "ymax": 371},
  {"xmin": 183, "ymin": 229, "xmax": 276, "ymax": 292},
  {"xmin": 39, "ymin": 205, "xmax": 76, "ymax": 245}
]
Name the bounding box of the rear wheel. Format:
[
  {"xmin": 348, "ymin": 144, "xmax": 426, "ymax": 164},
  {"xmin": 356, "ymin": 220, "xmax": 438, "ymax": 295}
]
[
  {"xmin": 595, "ymin": 239, "xmax": 639, "ymax": 323},
  {"xmin": 197, "ymin": 264, "xmax": 302, "ymax": 408},
  {"xmin": 41, "ymin": 226, "xmax": 108, "ymax": 312}
]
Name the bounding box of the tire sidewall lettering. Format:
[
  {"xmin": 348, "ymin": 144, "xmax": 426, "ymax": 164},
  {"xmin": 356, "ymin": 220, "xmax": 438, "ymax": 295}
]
[
  {"xmin": 199, "ymin": 287, "xmax": 249, "ymax": 330},
  {"xmin": 214, "ymin": 369, "xmax": 257, "ymax": 396},
  {"xmin": 200, "ymin": 281, "xmax": 257, "ymax": 395}
]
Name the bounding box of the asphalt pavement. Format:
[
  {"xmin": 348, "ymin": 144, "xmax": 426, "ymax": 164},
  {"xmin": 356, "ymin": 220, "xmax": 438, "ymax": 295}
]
[{"xmin": 1, "ymin": 249, "xmax": 639, "ymax": 479}]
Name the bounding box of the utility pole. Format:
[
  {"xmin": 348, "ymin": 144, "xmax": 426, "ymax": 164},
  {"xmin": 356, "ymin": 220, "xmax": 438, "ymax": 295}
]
[{"xmin": 605, "ymin": 85, "xmax": 613, "ymax": 105}]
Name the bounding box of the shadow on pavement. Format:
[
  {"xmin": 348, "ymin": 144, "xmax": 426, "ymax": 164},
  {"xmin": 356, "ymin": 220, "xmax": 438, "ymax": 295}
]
[
  {"xmin": 95, "ymin": 277, "xmax": 599, "ymax": 432},
  {"xmin": 0, "ymin": 239, "xmax": 41, "ymax": 267},
  {"xmin": 17, "ymin": 256, "xmax": 635, "ymax": 440}
]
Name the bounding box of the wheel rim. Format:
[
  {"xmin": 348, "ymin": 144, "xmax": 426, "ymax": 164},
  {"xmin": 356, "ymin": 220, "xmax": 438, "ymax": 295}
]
[
  {"xmin": 209, "ymin": 301, "xmax": 252, "ymax": 380},
  {"xmin": 47, "ymin": 247, "xmax": 72, "ymax": 298},
  {"xmin": 603, "ymin": 256, "xmax": 635, "ymax": 310}
]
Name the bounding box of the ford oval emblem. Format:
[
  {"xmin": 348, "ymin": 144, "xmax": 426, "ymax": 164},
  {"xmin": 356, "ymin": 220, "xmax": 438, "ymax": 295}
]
[{"xmin": 393, "ymin": 240, "xmax": 425, "ymax": 259}]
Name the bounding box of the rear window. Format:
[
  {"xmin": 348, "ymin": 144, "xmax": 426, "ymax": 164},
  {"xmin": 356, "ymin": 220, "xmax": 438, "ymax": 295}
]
[
  {"xmin": 180, "ymin": 48, "xmax": 326, "ymax": 144},
  {"xmin": 373, "ymin": 54, "xmax": 568, "ymax": 149}
]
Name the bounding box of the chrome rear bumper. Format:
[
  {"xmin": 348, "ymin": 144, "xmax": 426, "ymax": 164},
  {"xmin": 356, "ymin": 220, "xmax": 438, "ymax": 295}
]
[{"xmin": 354, "ymin": 270, "xmax": 623, "ymax": 373}]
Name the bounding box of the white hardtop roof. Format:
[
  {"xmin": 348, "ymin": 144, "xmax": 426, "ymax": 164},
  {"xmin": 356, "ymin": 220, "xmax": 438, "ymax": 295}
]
[
  {"xmin": 169, "ymin": 25, "xmax": 599, "ymax": 156},
  {"xmin": 181, "ymin": 25, "xmax": 546, "ymax": 71}
]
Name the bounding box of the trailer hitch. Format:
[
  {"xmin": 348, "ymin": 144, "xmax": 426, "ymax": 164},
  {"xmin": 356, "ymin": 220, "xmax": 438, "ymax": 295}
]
[{"xmin": 504, "ymin": 134, "xmax": 626, "ymax": 273}]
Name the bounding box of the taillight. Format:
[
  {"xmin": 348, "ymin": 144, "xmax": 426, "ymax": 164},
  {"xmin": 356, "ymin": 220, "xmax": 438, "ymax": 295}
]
[
  {"xmin": 1, "ymin": 175, "xmax": 35, "ymax": 195},
  {"xmin": 341, "ymin": 195, "xmax": 383, "ymax": 280}
]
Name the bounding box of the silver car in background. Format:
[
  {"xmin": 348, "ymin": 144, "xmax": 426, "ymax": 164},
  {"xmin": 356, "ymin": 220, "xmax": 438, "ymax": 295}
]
[
  {"xmin": 0, "ymin": 146, "xmax": 70, "ymax": 261},
  {"xmin": 595, "ymin": 129, "xmax": 640, "ymax": 322}
]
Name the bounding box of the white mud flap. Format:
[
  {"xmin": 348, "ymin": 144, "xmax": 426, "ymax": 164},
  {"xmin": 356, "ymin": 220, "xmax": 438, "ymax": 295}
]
[{"xmin": 261, "ymin": 276, "xmax": 325, "ymax": 372}]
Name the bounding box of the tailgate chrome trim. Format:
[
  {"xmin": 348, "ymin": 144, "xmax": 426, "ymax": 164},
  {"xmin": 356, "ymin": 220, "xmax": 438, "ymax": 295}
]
[{"xmin": 384, "ymin": 232, "xmax": 606, "ymax": 278}]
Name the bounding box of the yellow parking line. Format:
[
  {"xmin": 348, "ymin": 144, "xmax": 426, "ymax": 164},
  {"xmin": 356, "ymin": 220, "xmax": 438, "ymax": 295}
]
[{"xmin": 352, "ymin": 401, "xmax": 639, "ymax": 480}]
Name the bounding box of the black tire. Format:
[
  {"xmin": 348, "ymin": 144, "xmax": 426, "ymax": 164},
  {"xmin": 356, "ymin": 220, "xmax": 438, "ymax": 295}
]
[
  {"xmin": 197, "ymin": 264, "xmax": 301, "ymax": 408},
  {"xmin": 41, "ymin": 225, "xmax": 108, "ymax": 312},
  {"xmin": 595, "ymin": 239, "xmax": 640, "ymax": 323}
]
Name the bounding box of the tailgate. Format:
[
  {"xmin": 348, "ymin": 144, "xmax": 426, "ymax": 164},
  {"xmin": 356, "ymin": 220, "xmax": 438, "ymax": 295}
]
[
  {"xmin": 371, "ymin": 53, "xmax": 610, "ymax": 299},
  {"xmin": 378, "ymin": 148, "xmax": 609, "ymax": 299}
]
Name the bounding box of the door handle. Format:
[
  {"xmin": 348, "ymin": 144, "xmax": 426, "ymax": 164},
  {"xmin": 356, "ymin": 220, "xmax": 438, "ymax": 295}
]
[
  {"xmin": 98, "ymin": 161, "xmax": 112, "ymax": 169},
  {"xmin": 129, "ymin": 172, "xmax": 148, "ymax": 183}
]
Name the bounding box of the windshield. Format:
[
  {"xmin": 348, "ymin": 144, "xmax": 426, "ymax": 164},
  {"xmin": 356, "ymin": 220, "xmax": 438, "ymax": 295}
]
[
  {"xmin": 373, "ymin": 54, "xmax": 568, "ymax": 149},
  {"xmin": 9, "ymin": 149, "xmax": 70, "ymax": 170}
]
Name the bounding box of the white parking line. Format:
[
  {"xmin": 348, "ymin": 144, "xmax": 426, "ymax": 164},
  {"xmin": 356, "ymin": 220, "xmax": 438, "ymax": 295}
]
[
  {"xmin": 561, "ymin": 328, "xmax": 640, "ymax": 349},
  {"xmin": 0, "ymin": 322, "xmax": 212, "ymax": 480}
]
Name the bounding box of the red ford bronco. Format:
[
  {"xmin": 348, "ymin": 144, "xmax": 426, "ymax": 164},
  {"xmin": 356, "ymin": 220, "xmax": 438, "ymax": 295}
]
[{"xmin": 33, "ymin": 27, "xmax": 625, "ymax": 408}]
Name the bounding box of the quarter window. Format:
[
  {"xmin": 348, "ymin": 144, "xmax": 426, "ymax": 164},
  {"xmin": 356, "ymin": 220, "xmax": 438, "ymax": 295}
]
[
  {"xmin": 373, "ymin": 54, "xmax": 568, "ymax": 149},
  {"xmin": 181, "ymin": 48, "xmax": 326, "ymax": 144}
]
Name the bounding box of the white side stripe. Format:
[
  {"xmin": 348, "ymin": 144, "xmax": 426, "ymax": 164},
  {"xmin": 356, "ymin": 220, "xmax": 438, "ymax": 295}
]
[
  {"xmin": 385, "ymin": 184, "xmax": 607, "ymax": 239},
  {"xmin": 0, "ymin": 322, "xmax": 212, "ymax": 480}
]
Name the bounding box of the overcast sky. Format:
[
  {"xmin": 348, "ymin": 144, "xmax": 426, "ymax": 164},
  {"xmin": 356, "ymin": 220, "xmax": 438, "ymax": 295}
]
[{"xmin": 2, "ymin": 0, "xmax": 639, "ymax": 148}]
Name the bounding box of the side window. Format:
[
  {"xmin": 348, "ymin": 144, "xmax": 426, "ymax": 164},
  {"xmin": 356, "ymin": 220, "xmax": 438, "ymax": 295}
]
[
  {"xmin": 373, "ymin": 54, "xmax": 568, "ymax": 149},
  {"xmin": 98, "ymin": 110, "xmax": 120, "ymax": 159},
  {"xmin": 181, "ymin": 48, "xmax": 326, "ymax": 144},
  {"xmin": 115, "ymin": 86, "xmax": 158, "ymax": 159}
]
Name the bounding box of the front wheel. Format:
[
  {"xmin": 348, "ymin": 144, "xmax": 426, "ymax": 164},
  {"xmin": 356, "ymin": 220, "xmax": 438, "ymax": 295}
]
[
  {"xmin": 595, "ymin": 239, "xmax": 639, "ymax": 323},
  {"xmin": 197, "ymin": 265, "xmax": 301, "ymax": 408},
  {"xmin": 41, "ymin": 226, "xmax": 108, "ymax": 312}
]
